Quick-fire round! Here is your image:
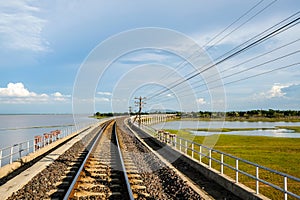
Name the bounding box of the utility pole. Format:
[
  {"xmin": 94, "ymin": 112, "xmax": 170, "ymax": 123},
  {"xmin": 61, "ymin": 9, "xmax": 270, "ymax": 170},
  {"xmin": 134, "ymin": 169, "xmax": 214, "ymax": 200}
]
[
  {"xmin": 134, "ymin": 96, "xmax": 146, "ymax": 126},
  {"xmin": 128, "ymin": 106, "xmax": 132, "ymax": 116}
]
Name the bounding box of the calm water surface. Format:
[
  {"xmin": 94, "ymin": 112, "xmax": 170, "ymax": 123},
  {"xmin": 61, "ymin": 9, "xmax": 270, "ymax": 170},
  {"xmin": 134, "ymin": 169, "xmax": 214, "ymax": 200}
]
[
  {"xmin": 0, "ymin": 114, "xmax": 98, "ymax": 148},
  {"xmin": 151, "ymin": 120, "xmax": 300, "ymax": 138}
]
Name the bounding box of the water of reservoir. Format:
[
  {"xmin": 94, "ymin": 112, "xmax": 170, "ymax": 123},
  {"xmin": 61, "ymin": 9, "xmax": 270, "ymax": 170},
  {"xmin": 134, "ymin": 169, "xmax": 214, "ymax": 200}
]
[
  {"xmin": 151, "ymin": 121, "xmax": 300, "ymax": 138},
  {"xmin": 0, "ymin": 114, "xmax": 98, "ymax": 149}
]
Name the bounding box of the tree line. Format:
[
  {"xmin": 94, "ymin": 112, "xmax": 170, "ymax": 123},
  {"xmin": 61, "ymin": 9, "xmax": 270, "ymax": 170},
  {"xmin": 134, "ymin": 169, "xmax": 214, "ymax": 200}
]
[
  {"xmin": 94, "ymin": 109, "xmax": 300, "ymax": 119},
  {"xmin": 177, "ymin": 109, "xmax": 300, "ymax": 118}
]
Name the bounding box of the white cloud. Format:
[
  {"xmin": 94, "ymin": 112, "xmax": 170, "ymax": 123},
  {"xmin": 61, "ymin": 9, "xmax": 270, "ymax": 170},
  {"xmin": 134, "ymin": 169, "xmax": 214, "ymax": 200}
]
[
  {"xmin": 262, "ymin": 83, "xmax": 300, "ymax": 99},
  {"xmin": 97, "ymin": 91, "xmax": 112, "ymax": 96},
  {"xmin": 0, "ymin": 82, "xmax": 36, "ymax": 97},
  {"xmin": 51, "ymin": 92, "xmax": 70, "ymax": 102},
  {"xmin": 197, "ymin": 98, "xmax": 206, "ymax": 105},
  {"xmin": 119, "ymin": 51, "xmax": 173, "ymax": 64},
  {"xmin": 267, "ymin": 84, "xmax": 288, "ymax": 98},
  {"xmin": 52, "ymin": 92, "xmax": 63, "ymax": 97},
  {"xmin": 0, "ymin": 82, "xmax": 70, "ymax": 104},
  {"xmin": 0, "ymin": 0, "xmax": 48, "ymax": 51},
  {"xmin": 95, "ymin": 97, "xmax": 110, "ymax": 102},
  {"xmin": 255, "ymin": 83, "xmax": 291, "ymax": 99}
]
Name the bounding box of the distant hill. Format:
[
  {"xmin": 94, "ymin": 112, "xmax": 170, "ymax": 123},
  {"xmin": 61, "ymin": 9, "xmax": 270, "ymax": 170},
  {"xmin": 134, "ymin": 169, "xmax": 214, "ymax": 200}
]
[{"xmin": 147, "ymin": 109, "xmax": 178, "ymax": 113}]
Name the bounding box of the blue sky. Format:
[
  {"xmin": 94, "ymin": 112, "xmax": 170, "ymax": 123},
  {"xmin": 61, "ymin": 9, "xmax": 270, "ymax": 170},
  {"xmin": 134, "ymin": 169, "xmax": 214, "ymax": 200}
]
[{"xmin": 0, "ymin": 0, "xmax": 299, "ymax": 114}]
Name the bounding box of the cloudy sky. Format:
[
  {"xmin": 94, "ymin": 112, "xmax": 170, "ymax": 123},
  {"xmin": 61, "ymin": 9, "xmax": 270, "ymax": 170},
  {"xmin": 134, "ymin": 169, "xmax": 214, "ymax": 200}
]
[{"xmin": 0, "ymin": 0, "xmax": 299, "ymax": 114}]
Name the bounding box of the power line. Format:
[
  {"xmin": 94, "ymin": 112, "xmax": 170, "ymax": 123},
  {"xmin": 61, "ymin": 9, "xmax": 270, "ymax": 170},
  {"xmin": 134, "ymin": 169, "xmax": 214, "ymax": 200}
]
[
  {"xmin": 206, "ymin": 0, "xmax": 278, "ymax": 50},
  {"xmin": 146, "ymin": 11, "xmax": 300, "ymax": 100},
  {"xmin": 145, "ymin": 3, "xmax": 297, "ymax": 101},
  {"xmin": 148, "ymin": 50, "xmax": 299, "ymax": 105},
  {"xmin": 172, "ymin": 48, "xmax": 300, "ymax": 96},
  {"xmin": 174, "ymin": 38, "xmax": 300, "ymax": 94},
  {"xmin": 223, "ymin": 62, "xmax": 299, "ymax": 87},
  {"xmin": 147, "ymin": 12, "xmax": 300, "ymax": 101},
  {"xmin": 204, "ymin": 0, "xmax": 265, "ymax": 47},
  {"xmin": 141, "ymin": 0, "xmax": 273, "ymax": 98},
  {"xmin": 148, "ymin": 62, "xmax": 300, "ymax": 105},
  {"xmin": 146, "ymin": 22, "xmax": 299, "ymax": 104}
]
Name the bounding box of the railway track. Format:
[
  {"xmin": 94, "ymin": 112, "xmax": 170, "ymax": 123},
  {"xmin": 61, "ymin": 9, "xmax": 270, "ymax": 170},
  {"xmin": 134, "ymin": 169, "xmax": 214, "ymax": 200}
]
[
  {"xmin": 64, "ymin": 120, "xmax": 148, "ymax": 200},
  {"xmin": 7, "ymin": 118, "xmax": 206, "ymax": 199}
]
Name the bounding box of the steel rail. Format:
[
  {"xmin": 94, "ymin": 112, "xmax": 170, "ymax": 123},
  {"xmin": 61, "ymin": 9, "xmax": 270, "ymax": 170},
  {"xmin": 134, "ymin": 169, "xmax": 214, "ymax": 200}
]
[
  {"xmin": 63, "ymin": 120, "xmax": 111, "ymax": 200},
  {"xmin": 63, "ymin": 120, "xmax": 134, "ymax": 200},
  {"xmin": 113, "ymin": 122, "xmax": 135, "ymax": 200}
]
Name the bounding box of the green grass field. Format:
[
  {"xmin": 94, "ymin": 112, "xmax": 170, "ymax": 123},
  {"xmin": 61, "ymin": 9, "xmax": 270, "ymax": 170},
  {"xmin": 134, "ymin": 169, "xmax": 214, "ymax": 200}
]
[
  {"xmin": 172, "ymin": 117, "xmax": 300, "ymax": 122},
  {"xmin": 184, "ymin": 127, "xmax": 271, "ymax": 132},
  {"xmin": 165, "ymin": 129, "xmax": 300, "ymax": 199}
]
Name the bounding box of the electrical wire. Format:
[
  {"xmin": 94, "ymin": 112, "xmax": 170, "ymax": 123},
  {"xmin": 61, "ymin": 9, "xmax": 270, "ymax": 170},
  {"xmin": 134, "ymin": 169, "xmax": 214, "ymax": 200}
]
[
  {"xmin": 146, "ymin": 11, "xmax": 300, "ymax": 100},
  {"xmin": 148, "ymin": 50, "xmax": 299, "ymax": 104},
  {"xmin": 173, "ymin": 47, "xmax": 300, "ymax": 97},
  {"xmin": 146, "ymin": 12, "xmax": 300, "ymax": 101},
  {"xmin": 149, "ymin": 62, "xmax": 299, "ymax": 105},
  {"xmin": 140, "ymin": 0, "xmax": 272, "ymax": 97}
]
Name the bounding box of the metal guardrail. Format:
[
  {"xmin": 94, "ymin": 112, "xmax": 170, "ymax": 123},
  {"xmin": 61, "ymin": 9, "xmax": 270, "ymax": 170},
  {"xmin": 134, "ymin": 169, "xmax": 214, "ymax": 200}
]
[
  {"xmin": 138, "ymin": 123, "xmax": 300, "ymax": 200},
  {"xmin": 0, "ymin": 122, "xmax": 97, "ymax": 168}
]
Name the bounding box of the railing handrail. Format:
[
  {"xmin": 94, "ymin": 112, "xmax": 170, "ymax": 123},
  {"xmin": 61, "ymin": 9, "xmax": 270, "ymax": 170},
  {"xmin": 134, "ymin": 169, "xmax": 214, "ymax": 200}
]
[
  {"xmin": 0, "ymin": 121, "xmax": 98, "ymax": 168},
  {"xmin": 136, "ymin": 122, "xmax": 300, "ymax": 200},
  {"xmin": 0, "ymin": 140, "xmax": 34, "ymax": 151},
  {"xmin": 175, "ymin": 134, "xmax": 300, "ymax": 182}
]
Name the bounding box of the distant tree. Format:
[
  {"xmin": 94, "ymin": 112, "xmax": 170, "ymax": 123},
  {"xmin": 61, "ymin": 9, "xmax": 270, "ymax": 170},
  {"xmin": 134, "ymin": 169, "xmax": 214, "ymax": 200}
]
[{"xmin": 95, "ymin": 112, "xmax": 101, "ymax": 116}]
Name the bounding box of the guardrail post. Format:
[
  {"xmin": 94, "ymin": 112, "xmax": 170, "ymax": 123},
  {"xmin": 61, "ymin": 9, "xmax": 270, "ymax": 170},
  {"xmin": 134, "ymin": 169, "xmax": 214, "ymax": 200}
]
[
  {"xmin": 159, "ymin": 132, "xmax": 161, "ymax": 141},
  {"xmin": 10, "ymin": 146, "xmax": 13, "ymax": 164},
  {"xmin": 209, "ymin": 149, "xmax": 212, "ymax": 168},
  {"xmin": 221, "ymin": 153, "xmax": 224, "ymax": 174},
  {"xmin": 180, "ymin": 138, "xmax": 182, "ymax": 152},
  {"xmin": 256, "ymin": 166, "xmax": 259, "ymax": 194},
  {"xmin": 236, "ymin": 159, "xmax": 239, "ymax": 183},
  {"xmin": 18, "ymin": 143, "xmax": 21, "ymax": 159},
  {"xmin": 33, "ymin": 140, "xmax": 36, "ymax": 153},
  {"xmin": 284, "ymin": 176, "xmax": 287, "ymax": 200},
  {"xmin": 27, "ymin": 141, "xmax": 30, "ymax": 155},
  {"xmin": 199, "ymin": 146, "xmax": 202, "ymax": 163},
  {"xmin": 192, "ymin": 143, "xmax": 194, "ymax": 159},
  {"xmin": 0, "ymin": 149, "xmax": 2, "ymax": 167},
  {"xmin": 174, "ymin": 135, "xmax": 177, "ymax": 148},
  {"xmin": 185, "ymin": 140, "xmax": 187, "ymax": 154}
]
